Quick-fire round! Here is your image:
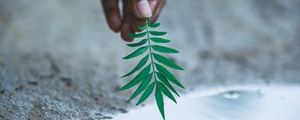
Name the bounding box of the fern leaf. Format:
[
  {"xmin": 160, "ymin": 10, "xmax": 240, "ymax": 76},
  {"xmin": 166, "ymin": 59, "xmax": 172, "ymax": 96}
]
[
  {"xmin": 153, "ymin": 53, "xmax": 184, "ymax": 70},
  {"xmin": 155, "ymin": 63, "xmax": 185, "ymax": 89},
  {"xmin": 121, "ymin": 54, "xmax": 149, "ymax": 78},
  {"xmin": 152, "ymin": 45, "xmax": 179, "ymax": 53},
  {"xmin": 128, "ymin": 73, "xmax": 153, "ymax": 101},
  {"xmin": 121, "ymin": 18, "xmax": 185, "ymax": 120},
  {"xmin": 136, "ymin": 82, "xmax": 155, "ymax": 106},
  {"xmin": 150, "ymin": 31, "xmax": 167, "ymax": 36},
  {"xmin": 148, "ymin": 22, "xmax": 160, "ymax": 28},
  {"xmin": 155, "ymin": 85, "xmax": 165, "ymax": 120},
  {"xmin": 157, "ymin": 81, "xmax": 177, "ymax": 103},
  {"xmin": 138, "ymin": 25, "xmax": 146, "ymax": 31},
  {"xmin": 156, "ymin": 72, "xmax": 180, "ymax": 97},
  {"xmin": 127, "ymin": 39, "xmax": 147, "ymax": 47},
  {"xmin": 128, "ymin": 32, "xmax": 147, "ymax": 38},
  {"xmin": 119, "ymin": 64, "xmax": 151, "ymax": 91},
  {"xmin": 123, "ymin": 46, "xmax": 148, "ymax": 59},
  {"xmin": 150, "ymin": 37, "xmax": 171, "ymax": 43}
]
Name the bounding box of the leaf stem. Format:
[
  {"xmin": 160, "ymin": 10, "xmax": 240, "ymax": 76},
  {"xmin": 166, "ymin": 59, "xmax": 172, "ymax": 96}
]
[{"xmin": 146, "ymin": 19, "xmax": 157, "ymax": 82}]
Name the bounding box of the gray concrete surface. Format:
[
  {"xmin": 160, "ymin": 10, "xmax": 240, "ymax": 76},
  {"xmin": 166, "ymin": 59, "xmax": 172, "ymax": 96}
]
[{"xmin": 0, "ymin": 0, "xmax": 300, "ymax": 119}]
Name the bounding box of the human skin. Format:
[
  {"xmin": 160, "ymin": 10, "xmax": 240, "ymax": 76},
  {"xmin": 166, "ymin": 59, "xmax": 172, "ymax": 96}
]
[{"xmin": 101, "ymin": 0, "xmax": 166, "ymax": 41}]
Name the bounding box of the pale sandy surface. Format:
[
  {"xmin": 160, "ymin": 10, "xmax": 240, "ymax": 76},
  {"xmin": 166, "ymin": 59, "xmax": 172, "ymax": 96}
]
[{"xmin": 0, "ymin": 0, "xmax": 300, "ymax": 119}]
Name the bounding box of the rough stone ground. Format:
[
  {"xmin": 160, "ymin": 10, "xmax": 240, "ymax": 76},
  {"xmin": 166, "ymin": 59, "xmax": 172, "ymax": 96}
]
[{"xmin": 0, "ymin": 0, "xmax": 300, "ymax": 119}]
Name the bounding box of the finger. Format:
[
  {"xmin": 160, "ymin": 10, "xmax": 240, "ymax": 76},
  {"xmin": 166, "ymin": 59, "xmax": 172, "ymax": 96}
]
[
  {"xmin": 132, "ymin": 0, "xmax": 142, "ymax": 19},
  {"xmin": 132, "ymin": 0, "xmax": 165, "ymax": 32},
  {"xmin": 102, "ymin": 0, "xmax": 122, "ymax": 32},
  {"xmin": 122, "ymin": 0, "xmax": 135, "ymax": 41},
  {"xmin": 131, "ymin": 18, "xmax": 139, "ymax": 32},
  {"xmin": 134, "ymin": 0, "xmax": 152, "ymax": 19},
  {"xmin": 149, "ymin": 0, "xmax": 165, "ymax": 22},
  {"xmin": 121, "ymin": 16, "xmax": 135, "ymax": 42},
  {"xmin": 133, "ymin": 17, "xmax": 145, "ymax": 32},
  {"xmin": 149, "ymin": 0, "xmax": 159, "ymax": 12}
]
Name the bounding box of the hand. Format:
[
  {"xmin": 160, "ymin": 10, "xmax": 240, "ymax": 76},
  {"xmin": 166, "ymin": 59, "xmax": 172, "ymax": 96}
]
[{"xmin": 101, "ymin": 0, "xmax": 166, "ymax": 41}]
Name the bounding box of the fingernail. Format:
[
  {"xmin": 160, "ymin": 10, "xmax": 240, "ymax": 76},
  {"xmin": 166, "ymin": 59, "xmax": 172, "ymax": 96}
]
[{"xmin": 137, "ymin": 0, "xmax": 152, "ymax": 18}]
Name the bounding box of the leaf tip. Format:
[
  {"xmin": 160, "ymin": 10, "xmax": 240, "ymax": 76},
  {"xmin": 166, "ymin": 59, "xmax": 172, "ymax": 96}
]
[
  {"xmin": 135, "ymin": 102, "xmax": 142, "ymax": 106},
  {"xmin": 120, "ymin": 74, "xmax": 127, "ymax": 78},
  {"xmin": 128, "ymin": 97, "xmax": 133, "ymax": 102},
  {"xmin": 128, "ymin": 33, "xmax": 134, "ymax": 38},
  {"xmin": 118, "ymin": 87, "xmax": 125, "ymax": 91}
]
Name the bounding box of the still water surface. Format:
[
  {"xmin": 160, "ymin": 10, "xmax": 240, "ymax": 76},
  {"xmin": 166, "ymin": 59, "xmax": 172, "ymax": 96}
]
[{"xmin": 113, "ymin": 85, "xmax": 300, "ymax": 120}]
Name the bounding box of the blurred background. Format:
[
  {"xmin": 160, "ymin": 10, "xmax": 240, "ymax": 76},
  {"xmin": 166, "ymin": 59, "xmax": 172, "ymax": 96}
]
[{"xmin": 0, "ymin": 0, "xmax": 300, "ymax": 119}]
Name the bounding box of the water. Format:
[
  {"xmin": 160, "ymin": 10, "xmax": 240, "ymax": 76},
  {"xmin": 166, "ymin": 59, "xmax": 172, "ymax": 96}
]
[{"xmin": 113, "ymin": 85, "xmax": 300, "ymax": 120}]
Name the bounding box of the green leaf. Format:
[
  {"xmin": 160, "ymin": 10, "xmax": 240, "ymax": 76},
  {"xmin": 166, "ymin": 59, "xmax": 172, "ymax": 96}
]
[
  {"xmin": 152, "ymin": 45, "xmax": 179, "ymax": 53},
  {"xmin": 123, "ymin": 46, "xmax": 148, "ymax": 59},
  {"xmin": 152, "ymin": 53, "xmax": 184, "ymax": 70},
  {"xmin": 138, "ymin": 24, "xmax": 146, "ymax": 31},
  {"xmin": 148, "ymin": 22, "xmax": 160, "ymax": 28},
  {"xmin": 150, "ymin": 31, "xmax": 167, "ymax": 36},
  {"xmin": 128, "ymin": 73, "xmax": 153, "ymax": 101},
  {"xmin": 147, "ymin": 18, "xmax": 153, "ymax": 22},
  {"xmin": 155, "ymin": 63, "xmax": 185, "ymax": 89},
  {"xmin": 127, "ymin": 39, "xmax": 147, "ymax": 47},
  {"xmin": 121, "ymin": 55, "xmax": 149, "ymax": 78},
  {"xmin": 150, "ymin": 37, "xmax": 170, "ymax": 43},
  {"xmin": 155, "ymin": 85, "xmax": 165, "ymax": 120},
  {"xmin": 157, "ymin": 81, "xmax": 177, "ymax": 103},
  {"xmin": 136, "ymin": 82, "xmax": 155, "ymax": 106},
  {"xmin": 157, "ymin": 72, "xmax": 180, "ymax": 97},
  {"xmin": 122, "ymin": 19, "xmax": 185, "ymax": 119},
  {"xmin": 128, "ymin": 32, "xmax": 147, "ymax": 38},
  {"xmin": 119, "ymin": 64, "xmax": 151, "ymax": 91}
]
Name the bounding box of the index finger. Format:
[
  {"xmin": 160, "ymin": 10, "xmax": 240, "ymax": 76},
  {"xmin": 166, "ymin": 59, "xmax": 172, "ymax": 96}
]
[{"xmin": 102, "ymin": 0, "xmax": 122, "ymax": 32}]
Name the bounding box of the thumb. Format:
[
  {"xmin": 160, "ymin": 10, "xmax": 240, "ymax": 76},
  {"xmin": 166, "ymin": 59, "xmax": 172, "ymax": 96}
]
[{"xmin": 136, "ymin": 0, "xmax": 152, "ymax": 18}]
